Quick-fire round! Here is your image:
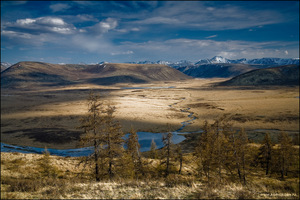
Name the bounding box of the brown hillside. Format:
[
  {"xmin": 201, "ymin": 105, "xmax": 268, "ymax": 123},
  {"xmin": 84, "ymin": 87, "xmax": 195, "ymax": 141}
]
[
  {"xmin": 83, "ymin": 63, "xmax": 191, "ymax": 81},
  {"xmin": 219, "ymin": 64, "xmax": 299, "ymax": 86},
  {"xmin": 1, "ymin": 62, "xmax": 191, "ymax": 88}
]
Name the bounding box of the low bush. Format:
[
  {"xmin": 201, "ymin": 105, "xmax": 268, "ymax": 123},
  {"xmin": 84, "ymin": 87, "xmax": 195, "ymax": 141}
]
[
  {"xmin": 165, "ymin": 174, "xmax": 195, "ymax": 187},
  {"xmin": 1, "ymin": 176, "xmax": 41, "ymax": 192}
]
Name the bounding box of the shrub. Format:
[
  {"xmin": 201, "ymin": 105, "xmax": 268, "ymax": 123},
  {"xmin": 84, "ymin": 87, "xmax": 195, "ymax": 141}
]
[
  {"xmin": 2, "ymin": 176, "xmax": 41, "ymax": 192},
  {"xmin": 234, "ymin": 189, "xmax": 254, "ymax": 199},
  {"xmin": 165, "ymin": 174, "xmax": 195, "ymax": 187}
]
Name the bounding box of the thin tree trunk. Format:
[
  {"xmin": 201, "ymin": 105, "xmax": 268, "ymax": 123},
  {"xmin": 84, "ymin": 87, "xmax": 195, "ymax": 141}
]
[
  {"xmin": 166, "ymin": 145, "xmax": 170, "ymax": 177},
  {"xmin": 94, "ymin": 140, "xmax": 100, "ymax": 181},
  {"xmin": 179, "ymin": 158, "xmax": 182, "ymax": 175},
  {"xmin": 266, "ymin": 156, "xmax": 269, "ymax": 175},
  {"xmin": 108, "ymin": 133, "xmax": 113, "ymax": 179},
  {"xmin": 242, "ymin": 151, "xmax": 246, "ymax": 185},
  {"xmin": 93, "ymin": 107, "xmax": 100, "ymax": 182}
]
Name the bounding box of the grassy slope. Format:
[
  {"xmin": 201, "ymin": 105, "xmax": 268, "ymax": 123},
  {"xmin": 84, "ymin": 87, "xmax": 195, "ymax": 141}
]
[
  {"xmin": 220, "ymin": 65, "xmax": 299, "ymax": 86},
  {"xmin": 1, "ymin": 151, "xmax": 299, "ymax": 199}
]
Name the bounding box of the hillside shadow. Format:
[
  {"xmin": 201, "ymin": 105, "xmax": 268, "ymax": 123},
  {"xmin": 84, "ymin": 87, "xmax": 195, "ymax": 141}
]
[{"xmin": 87, "ymin": 75, "xmax": 147, "ymax": 85}]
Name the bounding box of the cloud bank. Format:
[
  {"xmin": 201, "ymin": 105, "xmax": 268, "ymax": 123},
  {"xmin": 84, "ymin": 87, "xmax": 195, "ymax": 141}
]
[{"xmin": 1, "ymin": 1, "xmax": 299, "ymax": 63}]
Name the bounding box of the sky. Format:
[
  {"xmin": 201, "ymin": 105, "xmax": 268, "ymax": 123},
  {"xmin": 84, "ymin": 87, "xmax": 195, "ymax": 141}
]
[{"xmin": 1, "ymin": 1, "xmax": 299, "ymax": 64}]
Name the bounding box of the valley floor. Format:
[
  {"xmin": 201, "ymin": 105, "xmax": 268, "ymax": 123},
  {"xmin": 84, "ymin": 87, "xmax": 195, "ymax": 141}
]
[{"xmin": 1, "ymin": 78, "xmax": 299, "ymax": 149}]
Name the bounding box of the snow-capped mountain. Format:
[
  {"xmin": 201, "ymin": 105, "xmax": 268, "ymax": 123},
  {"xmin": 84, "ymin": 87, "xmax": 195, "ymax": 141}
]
[
  {"xmin": 196, "ymin": 56, "xmax": 299, "ymax": 66},
  {"xmin": 196, "ymin": 56, "xmax": 230, "ymax": 65},
  {"xmin": 1, "ymin": 62, "xmax": 12, "ymax": 72},
  {"xmin": 245, "ymin": 58, "xmax": 299, "ymax": 65},
  {"xmin": 127, "ymin": 56, "xmax": 299, "ymax": 67},
  {"xmin": 98, "ymin": 61, "xmax": 109, "ymax": 64},
  {"xmin": 156, "ymin": 60, "xmax": 173, "ymax": 65}
]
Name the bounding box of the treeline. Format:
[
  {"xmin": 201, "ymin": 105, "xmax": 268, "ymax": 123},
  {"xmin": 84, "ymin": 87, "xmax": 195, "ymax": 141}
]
[
  {"xmin": 194, "ymin": 119, "xmax": 299, "ymax": 185},
  {"xmin": 77, "ymin": 91, "xmax": 299, "ymax": 184}
]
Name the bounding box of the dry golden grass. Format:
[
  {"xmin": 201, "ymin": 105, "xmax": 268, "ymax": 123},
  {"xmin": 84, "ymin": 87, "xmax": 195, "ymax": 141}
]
[
  {"xmin": 1, "ymin": 152, "xmax": 299, "ymax": 199},
  {"xmin": 1, "ymin": 78, "xmax": 299, "ymax": 149}
]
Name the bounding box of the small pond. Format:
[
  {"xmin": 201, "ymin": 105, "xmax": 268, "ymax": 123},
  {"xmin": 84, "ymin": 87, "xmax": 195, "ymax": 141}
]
[
  {"xmin": 0, "ymin": 131, "xmax": 188, "ymax": 157},
  {"xmin": 1, "ymin": 91, "xmax": 199, "ymax": 157}
]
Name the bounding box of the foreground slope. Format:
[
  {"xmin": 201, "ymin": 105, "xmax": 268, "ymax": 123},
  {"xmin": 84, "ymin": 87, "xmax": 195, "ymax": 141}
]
[
  {"xmin": 1, "ymin": 151, "xmax": 299, "ymax": 199},
  {"xmin": 219, "ymin": 65, "xmax": 299, "ymax": 86},
  {"xmin": 1, "ymin": 62, "xmax": 191, "ymax": 89}
]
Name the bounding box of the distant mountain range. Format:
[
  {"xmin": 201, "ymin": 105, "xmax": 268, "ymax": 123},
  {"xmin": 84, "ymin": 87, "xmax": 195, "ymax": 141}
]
[
  {"xmin": 2, "ymin": 57, "xmax": 299, "ymax": 73},
  {"xmin": 127, "ymin": 56, "xmax": 299, "ymax": 67},
  {"xmin": 2, "ymin": 57, "xmax": 299, "ymax": 82},
  {"xmin": 125, "ymin": 57, "xmax": 300, "ymax": 78},
  {"xmin": 177, "ymin": 63, "xmax": 258, "ymax": 78}
]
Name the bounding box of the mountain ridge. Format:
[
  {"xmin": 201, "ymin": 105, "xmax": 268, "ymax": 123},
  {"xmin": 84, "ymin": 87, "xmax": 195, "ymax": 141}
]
[
  {"xmin": 219, "ymin": 64, "xmax": 299, "ymax": 86},
  {"xmin": 127, "ymin": 56, "xmax": 299, "ymax": 67},
  {"xmin": 1, "ymin": 62, "xmax": 191, "ymax": 89}
]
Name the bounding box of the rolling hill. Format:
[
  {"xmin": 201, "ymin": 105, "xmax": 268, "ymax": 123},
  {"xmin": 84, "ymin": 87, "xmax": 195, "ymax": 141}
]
[
  {"xmin": 219, "ymin": 65, "xmax": 299, "ymax": 86},
  {"xmin": 1, "ymin": 62, "xmax": 191, "ymax": 88}
]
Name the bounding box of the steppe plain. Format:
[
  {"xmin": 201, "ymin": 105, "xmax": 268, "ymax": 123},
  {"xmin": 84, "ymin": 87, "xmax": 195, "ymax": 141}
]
[{"xmin": 1, "ymin": 77, "xmax": 299, "ymax": 149}]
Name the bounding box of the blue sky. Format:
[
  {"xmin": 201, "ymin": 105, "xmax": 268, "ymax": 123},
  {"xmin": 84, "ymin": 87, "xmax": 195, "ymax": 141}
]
[{"xmin": 1, "ymin": 1, "xmax": 299, "ymax": 64}]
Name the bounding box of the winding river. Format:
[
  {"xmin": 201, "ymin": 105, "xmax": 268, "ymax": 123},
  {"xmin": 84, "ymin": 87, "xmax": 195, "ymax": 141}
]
[{"xmin": 1, "ymin": 89, "xmax": 198, "ymax": 157}]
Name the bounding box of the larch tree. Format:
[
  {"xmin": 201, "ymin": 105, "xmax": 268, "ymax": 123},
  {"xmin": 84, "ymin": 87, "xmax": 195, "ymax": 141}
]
[
  {"xmin": 126, "ymin": 126, "xmax": 144, "ymax": 178},
  {"xmin": 38, "ymin": 147, "xmax": 58, "ymax": 179},
  {"xmin": 103, "ymin": 105, "xmax": 124, "ymax": 179},
  {"xmin": 162, "ymin": 130, "xmax": 174, "ymax": 177},
  {"xmin": 175, "ymin": 145, "xmax": 183, "ymax": 174},
  {"xmin": 277, "ymin": 131, "xmax": 293, "ymax": 179},
  {"xmin": 78, "ymin": 91, "xmax": 105, "ymax": 181},
  {"xmin": 195, "ymin": 120, "xmax": 217, "ymax": 182},
  {"xmin": 235, "ymin": 128, "xmax": 248, "ymax": 185},
  {"xmin": 78, "ymin": 91, "xmax": 124, "ymax": 181},
  {"xmin": 258, "ymin": 132, "xmax": 273, "ymax": 175},
  {"xmin": 224, "ymin": 125, "xmax": 249, "ymax": 185},
  {"xmin": 211, "ymin": 119, "xmax": 228, "ymax": 180},
  {"xmin": 150, "ymin": 139, "xmax": 158, "ymax": 159}
]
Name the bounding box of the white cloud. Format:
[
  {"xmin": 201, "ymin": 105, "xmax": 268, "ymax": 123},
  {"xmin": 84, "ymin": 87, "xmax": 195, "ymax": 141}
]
[
  {"xmin": 16, "ymin": 18, "xmax": 36, "ymax": 25},
  {"xmin": 50, "ymin": 3, "xmax": 71, "ymax": 12},
  {"xmin": 117, "ymin": 39, "xmax": 299, "ymax": 60},
  {"xmin": 285, "ymin": 50, "xmax": 289, "ymax": 55},
  {"xmin": 111, "ymin": 50, "xmax": 133, "ymax": 56},
  {"xmin": 37, "ymin": 17, "xmax": 65, "ymax": 26},
  {"xmin": 90, "ymin": 18, "xmax": 118, "ymax": 34},
  {"xmin": 75, "ymin": 14, "xmax": 98, "ymax": 22},
  {"xmin": 205, "ymin": 35, "xmax": 218, "ymax": 39},
  {"xmin": 136, "ymin": 17, "xmax": 180, "ymax": 25},
  {"xmin": 129, "ymin": 1, "xmax": 284, "ymax": 31},
  {"xmin": 4, "ymin": 17, "xmax": 76, "ymax": 35},
  {"xmin": 1, "ymin": 30, "xmax": 32, "ymax": 39}
]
